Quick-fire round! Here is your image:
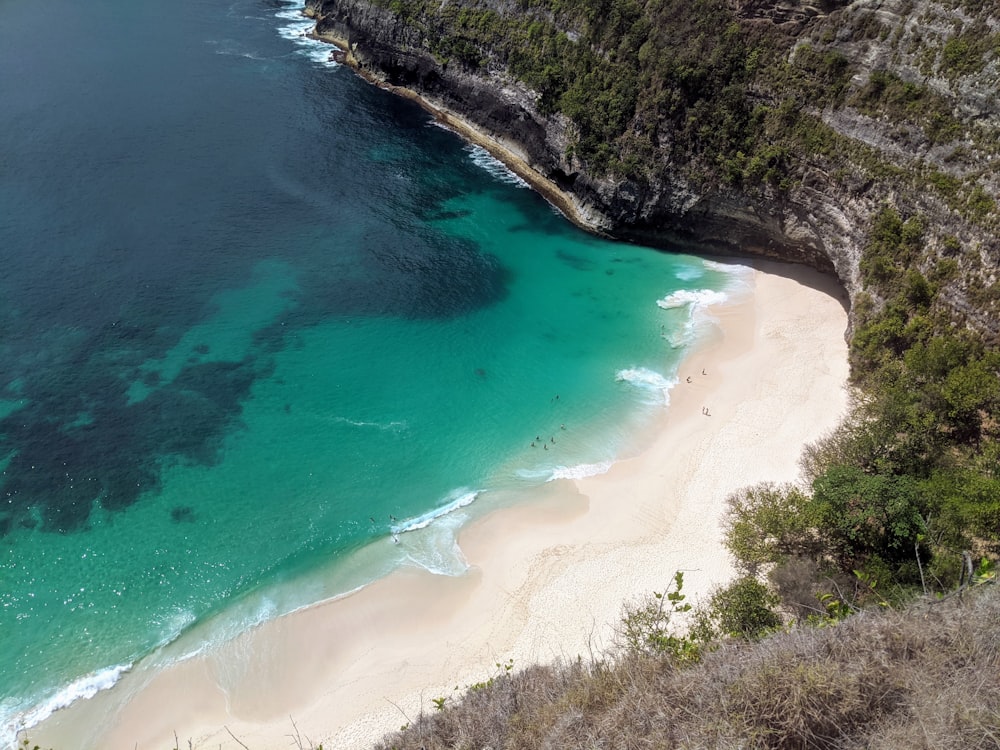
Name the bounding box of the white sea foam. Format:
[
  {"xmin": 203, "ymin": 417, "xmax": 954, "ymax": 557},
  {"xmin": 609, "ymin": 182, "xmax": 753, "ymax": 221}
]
[
  {"xmin": 703, "ymin": 259, "xmax": 751, "ymax": 275},
  {"xmin": 615, "ymin": 367, "xmax": 676, "ymax": 406},
  {"xmin": 274, "ymin": 2, "xmax": 340, "ymax": 69},
  {"xmin": 656, "ymin": 289, "xmax": 730, "ymax": 348},
  {"xmin": 548, "ymin": 460, "xmax": 614, "ymax": 481},
  {"xmin": 514, "ymin": 466, "xmax": 556, "ymax": 481},
  {"xmin": 386, "ymin": 490, "xmax": 476, "ymax": 576},
  {"xmin": 404, "ymin": 528, "xmax": 470, "ymax": 576},
  {"xmin": 427, "ymin": 119, "xmax": 453, "ymax": 133},
  {"xmin": 332, "ymin": 416, "xmax": 407, "ymax": 432},
  {"xmin": 170, "ymin": 597, "xmax": 277, "ymax": 665},
  {"xmin": 1, "ymin": 664, "xmax": 131, "ymax": 745},
  {"xmin": 393, "ymin": 489, "xmax": 480, "ymax": 534},
  {"xmin": 299, "ymin": 43, "xmax": 342, "ymax": 68},
  {"xmin": 467, "ymin": 145, "xmax": 529, "ymax": 188},
  {"xmin": 703, "ymin": 260, "xmax": 754, "ymax": 298},
  {"xmin": 657, "ymin": 261, "xmax": 753, "ymax": 347},
  {"xmin": 515, "ymin": 460, "xmax": 614, "ymax": 482},
  {"xmin": 276, "ymin": 19, "xmax": 312, "ymax": 40},
  {"xmin": 656, "ymin": 288, "xmax": 730, "ymax": 310}
]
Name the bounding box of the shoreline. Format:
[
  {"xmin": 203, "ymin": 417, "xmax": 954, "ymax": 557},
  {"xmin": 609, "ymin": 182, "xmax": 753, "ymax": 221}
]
[
  {"xmin": 30, "ymin": 20, "xmax": 852, "ymax": 749},
  {"xmin": 32, "ymin": 260, "xmax": 850, "ymax": 750},
  {"xmin": 306, "ymin": 26, "xmax": 607, "ymax": 235}
]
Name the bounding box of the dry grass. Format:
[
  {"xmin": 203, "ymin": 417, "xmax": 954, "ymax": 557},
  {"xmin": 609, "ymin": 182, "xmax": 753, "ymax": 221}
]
[{"xmin": 374, "ymin": 586, "xmax": 1000, "ymax": 750}]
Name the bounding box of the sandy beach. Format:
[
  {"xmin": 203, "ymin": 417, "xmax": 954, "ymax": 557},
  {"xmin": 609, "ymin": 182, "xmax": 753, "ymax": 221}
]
[{"xmin": 33, "ymin": 260, "xmax": 850, "ymax": 750}]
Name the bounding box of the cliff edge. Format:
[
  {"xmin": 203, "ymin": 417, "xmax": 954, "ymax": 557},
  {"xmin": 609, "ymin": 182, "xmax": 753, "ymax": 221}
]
[{"xmin": 304, "ymin": 0, "xmax": 999, "ymax": 339}]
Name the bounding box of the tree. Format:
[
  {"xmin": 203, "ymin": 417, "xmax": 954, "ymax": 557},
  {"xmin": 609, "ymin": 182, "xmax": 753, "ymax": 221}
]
[
  {"xmin": 810, "ymin": 465, "xmax": 926, "ymax": 571},
  {"xmin": 723, "ymin": 482, "xmax": 814, "ymax": 574}
]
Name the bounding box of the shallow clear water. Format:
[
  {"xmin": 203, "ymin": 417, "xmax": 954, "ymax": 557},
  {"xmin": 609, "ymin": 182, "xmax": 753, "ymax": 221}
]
[{"xmin": 0, "ymin": 0, "xmax": 742, "ymax": 738}]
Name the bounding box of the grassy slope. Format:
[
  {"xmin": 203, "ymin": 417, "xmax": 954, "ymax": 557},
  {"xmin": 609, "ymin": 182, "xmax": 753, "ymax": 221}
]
[{"xmin": 377, "ymin": 585, "xmax": 1000, "ymax": 749}]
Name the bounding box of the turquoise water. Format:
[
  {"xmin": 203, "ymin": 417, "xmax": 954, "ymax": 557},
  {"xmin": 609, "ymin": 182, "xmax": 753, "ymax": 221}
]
[{"xmin": 0, "ymin": 0, "xmax": 743, "ymax": 740}]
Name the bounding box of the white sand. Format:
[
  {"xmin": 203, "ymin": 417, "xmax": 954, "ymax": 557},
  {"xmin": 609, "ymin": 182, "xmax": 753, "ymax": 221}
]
[{"xmin": 33, "ymin": 260, "xmax": 850, "ymax": 750}]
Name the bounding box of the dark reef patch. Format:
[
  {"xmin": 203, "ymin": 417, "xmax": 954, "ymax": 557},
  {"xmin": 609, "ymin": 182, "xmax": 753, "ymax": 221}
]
[
  {"xmin": 557, "ymin": 250, "xmax": 596, "ymax": 272},
  {"xmin": 170, "ymin": 505, "xmax": 196, "ymax": 523},
  {"xmin": 0, "ymin": 353, "xmax": 262, "ymax": 535}
]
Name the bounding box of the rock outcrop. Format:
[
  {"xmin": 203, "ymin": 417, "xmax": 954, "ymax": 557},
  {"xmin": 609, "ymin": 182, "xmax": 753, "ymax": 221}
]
[{"xmin": 304, "ymin": 0, "xmax": 999, "ymax": 337}]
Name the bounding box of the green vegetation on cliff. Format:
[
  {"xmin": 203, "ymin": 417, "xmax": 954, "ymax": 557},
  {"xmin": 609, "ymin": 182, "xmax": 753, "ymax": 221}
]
[
  {"xmin": 364, "ymin": 0, "xmax": 999, "ymax": 216},
  {"xmin": 721, "ymin": 200, "xmax": 999, "ymax": 617}
]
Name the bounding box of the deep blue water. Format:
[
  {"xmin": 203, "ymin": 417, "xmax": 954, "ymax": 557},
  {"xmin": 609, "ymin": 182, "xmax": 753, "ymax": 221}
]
[{"xmin": 0, "ymin": 0, "xmax": 741, "ymax": 740}]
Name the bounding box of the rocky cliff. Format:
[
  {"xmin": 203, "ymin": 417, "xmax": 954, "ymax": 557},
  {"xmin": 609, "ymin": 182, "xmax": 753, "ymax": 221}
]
[{"xmin": 304, "ymin": 0, "xmax": 999, "ymax": 339}]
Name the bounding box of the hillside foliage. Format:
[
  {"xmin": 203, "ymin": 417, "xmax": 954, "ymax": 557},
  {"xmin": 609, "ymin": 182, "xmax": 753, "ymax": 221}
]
[
  {"xmin": 371, "ymin": 0, "xmax": 999, "ymax": 220},
  {"xmin": 722, "ymin": 203, "xmax": 1000, "ymax": 610}
]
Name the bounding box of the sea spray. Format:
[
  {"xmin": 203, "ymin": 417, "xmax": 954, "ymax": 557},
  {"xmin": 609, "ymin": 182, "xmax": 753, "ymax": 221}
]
[
  {"xmin": 276, "ymin": 2, "xmax": 340, "ymax": 68},
  {"xmin": 465, "ymin": 145, "xmax": 530, "ymax": 188},
  {"xmin": 616, "ymin": 367, "xmax": 677, "ymax": 406},
  {"xmin": 393, "ymin": 489, "xmax": 481, "ymax": 534},
  {"xmin": 656, "ymin": 288, "xmax": 731, "ymax": 310},
  {"xmin": 1, "ymin": 665, "xmax": 131, "ymax": 747},
  {"xmin": 655, "ymin": 258, "xmax": 752, "ymax": 349}
]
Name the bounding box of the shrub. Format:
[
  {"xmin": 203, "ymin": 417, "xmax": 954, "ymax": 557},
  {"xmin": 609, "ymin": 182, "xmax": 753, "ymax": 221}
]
[
  {"xmin": 810, "ymin": 465, "xmax": 926, "ymax": 572},
  {"xmin": 703, "ymin": 576, "xmax": 782, "ymax": 640},
  {"xmin": 614, "ymin": 571, "xmax": 701, "ymax": 662}
]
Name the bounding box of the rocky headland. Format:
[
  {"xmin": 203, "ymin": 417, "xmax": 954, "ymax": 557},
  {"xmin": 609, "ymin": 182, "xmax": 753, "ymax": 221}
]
[{"xmin": 304, "ymin": 0, "xmax": 998, "ymax": 341}]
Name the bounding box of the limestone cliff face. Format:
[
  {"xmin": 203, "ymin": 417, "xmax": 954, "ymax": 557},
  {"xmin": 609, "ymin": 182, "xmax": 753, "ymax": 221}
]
[{"xmin": 305, "ymin": 0, "xmax": 999, "ymax": 337}]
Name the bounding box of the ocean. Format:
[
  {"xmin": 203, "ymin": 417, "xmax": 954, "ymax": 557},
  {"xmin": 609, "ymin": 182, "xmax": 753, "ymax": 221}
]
[{"xmin": 0, "ymin": 0, "xmax": 746, "ymax": 742}]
